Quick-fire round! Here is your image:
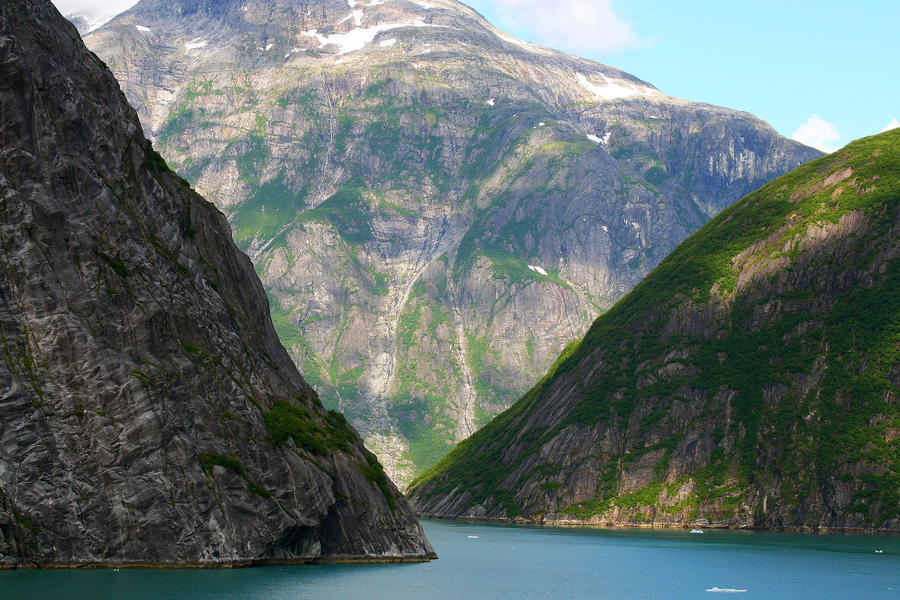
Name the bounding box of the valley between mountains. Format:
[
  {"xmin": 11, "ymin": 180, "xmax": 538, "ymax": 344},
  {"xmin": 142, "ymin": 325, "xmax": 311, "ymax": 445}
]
[{"xmin": 84, "ymin": 0, "xmax": 820, "ymax": 487}]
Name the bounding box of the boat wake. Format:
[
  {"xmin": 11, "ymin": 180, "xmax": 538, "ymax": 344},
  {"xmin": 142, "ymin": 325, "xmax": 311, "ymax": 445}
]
[{"xmin": 706, "ymin": 587, "xmax": 748, "ymax": 593}]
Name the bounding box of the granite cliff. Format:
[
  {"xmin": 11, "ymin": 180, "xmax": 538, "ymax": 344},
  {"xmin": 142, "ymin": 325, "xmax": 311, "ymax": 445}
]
[
  {"xmin": 0, "ymin": 0, "xmax": 433, "ymax": 566},
  {"xmin": 410, "ymin": 130, "xmax": 900, "ymax": 532},
  {"xmin": 84, "ymin": 0, "xmax": 821, "ymax": 486}
]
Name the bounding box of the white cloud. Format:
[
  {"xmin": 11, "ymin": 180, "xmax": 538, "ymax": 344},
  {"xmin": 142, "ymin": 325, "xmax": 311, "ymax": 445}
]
[
  {"xmin": 52, "ymin": 0, "xmax": 138, "ymax": 18},
  {"xmin": 881, "ymin": 118, "xmax": 900, "ymax": 132},
  {"xmin": 792, "ymin": 115, "xmax": 840, "ymax": 153},
  {"xmin": 479, "ymin": 0, "xmax": 640, "ymax": 56}
]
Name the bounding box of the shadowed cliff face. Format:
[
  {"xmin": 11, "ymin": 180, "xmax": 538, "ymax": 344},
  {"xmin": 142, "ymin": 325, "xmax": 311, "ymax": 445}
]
[
  {"xmin": 84, "ymin": 0, "xmax": 821, "ymax": 488},
  {"xmin": 410, "ymin": 130, "xmax": 900, "ymax": 532},
  {"xmin": 0, "ymin": 0, "xmax": 433, "ymax": 566}
]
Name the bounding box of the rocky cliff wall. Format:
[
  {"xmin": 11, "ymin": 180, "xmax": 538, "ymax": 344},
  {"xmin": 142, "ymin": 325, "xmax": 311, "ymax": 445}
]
[{"xmin": 0, "ymin": 0, "xmax": 433, "ymax": 566}]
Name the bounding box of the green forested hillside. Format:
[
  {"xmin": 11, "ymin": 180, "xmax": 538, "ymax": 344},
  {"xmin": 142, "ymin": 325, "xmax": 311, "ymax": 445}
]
[{"xmin": 410, "ymin": 130, "xmax": 900, "ymax": 531}]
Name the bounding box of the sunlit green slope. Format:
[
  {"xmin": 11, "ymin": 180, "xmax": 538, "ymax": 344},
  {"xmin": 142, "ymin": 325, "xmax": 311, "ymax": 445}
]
[{"xmin": 410, "ymin": 130, "xmax": 900, "ymax": 531}]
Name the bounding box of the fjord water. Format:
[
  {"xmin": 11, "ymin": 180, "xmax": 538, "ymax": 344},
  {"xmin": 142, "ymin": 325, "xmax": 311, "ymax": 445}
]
[{"xmin": 4, "ymin": 520, "xmax": 898, "ymax": 599}]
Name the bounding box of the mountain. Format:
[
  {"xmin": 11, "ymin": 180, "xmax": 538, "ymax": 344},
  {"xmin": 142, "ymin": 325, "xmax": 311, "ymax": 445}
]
[
  {"xmin": 65, "ymin": 12, "xmax": 117, "ymax": 34},
  {"xmin": 83, "ymin": 0, "xmax": 821, "ymax": 487},
  {"xmin": 0, "ymin": 0, "xmax": 433, "ymax": 566},
  {"xmin": 409, "ymin": 130, "xmax": 900, "ymax": 532}
]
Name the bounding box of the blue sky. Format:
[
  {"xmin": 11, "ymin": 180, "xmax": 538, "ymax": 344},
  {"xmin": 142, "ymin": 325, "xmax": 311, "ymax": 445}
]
[
  {"xmin": 54, "ymin": 0, "xmax": 897, "ymax": 152},
  {"xmin": 465, "ymin": 0, "xmax": 899, "ymax": 152}
]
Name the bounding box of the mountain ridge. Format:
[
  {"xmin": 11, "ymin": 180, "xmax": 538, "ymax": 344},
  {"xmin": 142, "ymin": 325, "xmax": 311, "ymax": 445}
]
[{"xmin": 84, "ymin": 0, "xmax": 821, "ymax": 487}]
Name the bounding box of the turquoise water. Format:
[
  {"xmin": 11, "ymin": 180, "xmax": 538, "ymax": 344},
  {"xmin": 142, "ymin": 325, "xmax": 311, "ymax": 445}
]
[{"xmin": 3, "ymin": 519, "xmax": 899, "ymax": 599}]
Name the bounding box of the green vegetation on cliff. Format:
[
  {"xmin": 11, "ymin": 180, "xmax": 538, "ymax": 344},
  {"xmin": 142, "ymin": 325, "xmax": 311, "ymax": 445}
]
[{"xmin": 410, "ymin": 130, "xmax": 900, "ymax": 530}]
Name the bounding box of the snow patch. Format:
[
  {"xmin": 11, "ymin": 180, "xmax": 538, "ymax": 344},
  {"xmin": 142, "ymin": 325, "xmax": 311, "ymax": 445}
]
[
  {"xmin": 185, "ymin": 38, "xmax": 208, "ymax": 51},
  {"xmin": 486, "ymin": 97, "xmax": 495, "ymax": 106},
  {"xmin": 303, "ymin": 20, "xmax": 444, "ymax": 55},
  {"xmin": 538, "ymin": 122, "xmax": 546, "ymax": 127},
  {"xmin": 340, "ymin": 10, "xmax": 365, "ymax": 26},
  {"xmin": 135, "ymin": 25, "xmax": 151, "ymax": 32},
  {"xmin": 496, "ymin": 32, "xmax": 551, "ymax": 55},
  {"xmin": 528, "ymin": 265, "xmax": 548, "ymax": 276},
  {"xmin": 414, "ymin": 0, "xmax": 436, "ymax": 7},
  {"xmin": 586, "ymin": 134, "xmax": 602, "ymax": 144},
  {"xmin": 379, "ymin": 38, "xmax": 397, "ymax": 47},
  {"xmin": 577, "ymin": 72, "xmax": 654, "ymax": 101}
]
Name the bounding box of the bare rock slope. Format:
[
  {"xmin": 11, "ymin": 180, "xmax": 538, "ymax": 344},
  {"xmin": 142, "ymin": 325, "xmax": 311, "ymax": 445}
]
[{"xmin": 0, "ymin": 0, "xmax": 433, "ymax": 566}]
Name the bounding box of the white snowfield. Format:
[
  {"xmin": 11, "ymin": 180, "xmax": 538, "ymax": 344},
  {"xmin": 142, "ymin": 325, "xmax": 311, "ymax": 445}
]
[
  {"xmin": 339, "ymin": 10, "xmax": 364, "ymax": 26},
  {"xmin": 185, "ymin": 38, "xmax": 208, "ymax": 51},
  {"xmin": 528, "ymin": 265, "xmax": 548, "ymax": 276},
  {"xmin": 576, "ymin": 72, "xmax": 656, "ymax": 101},
  {"xmin": 496, "ymin": 32, "xmax": 551, "ymax": 55},
  {"xmin": 135, "ymin": 25, "xmax": 151, "ymax": 32},
  {"xmin": 303, "ymin": 20, "xmax": 444, "ymax": 55},
  {"xmin": 586, "ymin": 132, "xmax": 612, "ymax": 145}
]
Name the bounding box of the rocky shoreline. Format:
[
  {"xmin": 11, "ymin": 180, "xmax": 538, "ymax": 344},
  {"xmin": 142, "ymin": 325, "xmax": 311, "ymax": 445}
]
[
  {"xmin": 0, "ymin": 554, "xmax": 437, "ymax": 570},
  {"xmin": 416, "ymin": 514, "xmax": 900, "ymax": 535}
]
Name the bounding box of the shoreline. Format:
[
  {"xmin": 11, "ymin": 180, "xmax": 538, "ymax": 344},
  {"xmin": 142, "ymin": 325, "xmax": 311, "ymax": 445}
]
[
  {"xmin": 0, "ymin": 553, "xmax": 438, "ymax": 570},
  {"xmin": 415, "ymin": 514, "xmax": 900, "ymax": 535}
]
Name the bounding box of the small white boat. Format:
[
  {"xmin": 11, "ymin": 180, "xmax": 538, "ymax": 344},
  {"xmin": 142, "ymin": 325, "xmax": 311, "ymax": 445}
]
[
  {"xmin": 875, "ymin": 550, "xmax": 883, "ymax": 554},
  {"xmin": 706, "ymin": 587, "xmax": 747, "ymax": 593},
  {"xmin": 467, "ymin": 535, "xmax": 479, "ymax": 539},
  {"xmin": 690, "ymin": 528, "xmax": 705, "ymax": 534}
]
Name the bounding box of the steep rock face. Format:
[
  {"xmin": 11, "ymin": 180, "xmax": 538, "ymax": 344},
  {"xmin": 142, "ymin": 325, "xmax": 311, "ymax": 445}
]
[
  {"xmin": 0, "ymin": 0, "xmax": 433, "ymax": 566},
  {"xmin": 84, "ymin": 0, "xmax": 820, "ymax": 487},
  {"xmin": 409, "ymin": 131, "xmax": 900, "ymax": 532}
]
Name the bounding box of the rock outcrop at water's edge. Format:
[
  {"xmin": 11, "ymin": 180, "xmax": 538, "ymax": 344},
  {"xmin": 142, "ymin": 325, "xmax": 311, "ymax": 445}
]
[
  {"xmin": 409, "ymin": 130, "xmax": 900, "ymax": 533},
  {"xmin": 0, "ymin": 0, "xmax": 433, "ymax": 567}
]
